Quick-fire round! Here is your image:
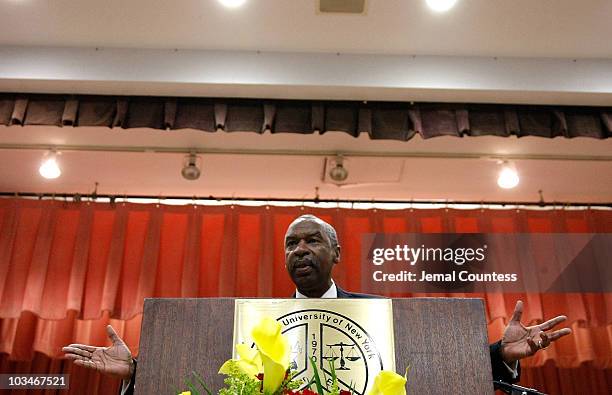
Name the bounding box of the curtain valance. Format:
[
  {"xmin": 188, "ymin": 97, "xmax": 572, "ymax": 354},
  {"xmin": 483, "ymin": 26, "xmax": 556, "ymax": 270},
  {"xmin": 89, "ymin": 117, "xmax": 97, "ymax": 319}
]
[{"xmin": 1, "ymin": 94, "xmax": 610, "ymax": 140}]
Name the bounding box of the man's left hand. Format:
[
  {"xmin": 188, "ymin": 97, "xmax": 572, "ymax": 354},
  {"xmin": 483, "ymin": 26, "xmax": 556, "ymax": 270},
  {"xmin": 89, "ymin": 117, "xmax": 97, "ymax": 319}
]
[{"xmin": 501, "ymin": 300, "xmax": 572, "ymax": 363}]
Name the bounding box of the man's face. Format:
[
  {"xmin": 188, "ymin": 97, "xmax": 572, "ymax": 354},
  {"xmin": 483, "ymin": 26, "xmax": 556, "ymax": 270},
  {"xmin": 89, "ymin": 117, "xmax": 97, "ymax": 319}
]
[{"xmin": 284, "ymin": 219, "xmax": 339, "ymax": 297}]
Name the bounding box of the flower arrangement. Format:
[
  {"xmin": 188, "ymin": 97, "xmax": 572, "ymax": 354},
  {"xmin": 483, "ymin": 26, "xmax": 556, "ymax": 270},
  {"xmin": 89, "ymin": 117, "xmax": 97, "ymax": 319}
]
[{"xmin": 179, "ymin": 317, "xmax": 407, "ymax": 395}]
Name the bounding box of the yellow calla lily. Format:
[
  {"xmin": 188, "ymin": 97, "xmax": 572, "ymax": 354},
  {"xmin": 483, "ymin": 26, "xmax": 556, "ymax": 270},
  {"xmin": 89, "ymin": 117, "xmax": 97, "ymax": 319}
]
[
  {"xmin": 219, "ymin": 343, "xmax": 263, "ymax": 377},
  {"xmin": 236, "ymin": 343, "xmax": 261, "ymax": 364},
  {"xmin": 178, "ymin": 392, "xmax": 191, "ymax": 395},
  {"xmin": 367, "ymin": 370, "xmax": 407, "ymax": 395},
  {"xmin": 251, "ymin": 317, "xmax": 290, "ymax": 394}
]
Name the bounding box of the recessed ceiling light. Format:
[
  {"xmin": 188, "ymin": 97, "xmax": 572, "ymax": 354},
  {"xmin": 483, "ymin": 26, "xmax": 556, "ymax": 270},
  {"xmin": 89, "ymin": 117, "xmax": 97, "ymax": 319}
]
[
  {"xmin": 39, "ymin": 151, "xmax": 61, "ymax": 179},
  {"xmin": 497, "ymin": 162, "xmax": 519, "ymax": 189},
  {"xmin": 426, "ymin": 0, "xmax": 458, "ymax": 12},
  {"xmin": 218, "ymin": 0, "xmax": 247, "ymax": 8}
]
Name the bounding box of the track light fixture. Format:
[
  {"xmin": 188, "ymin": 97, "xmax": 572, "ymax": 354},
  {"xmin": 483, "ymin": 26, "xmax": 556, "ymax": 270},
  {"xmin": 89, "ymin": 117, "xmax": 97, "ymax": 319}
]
[
  {"xmin": 39, "ymin": 150, "xmax": 61, "ymax": 179},
  {"xmin": 329, "ymin": 155, "xmax": 349, "ymax": 182},
  {"xmin": 181, "ymin": 152, "xmax": 202, "ymax": 181}
]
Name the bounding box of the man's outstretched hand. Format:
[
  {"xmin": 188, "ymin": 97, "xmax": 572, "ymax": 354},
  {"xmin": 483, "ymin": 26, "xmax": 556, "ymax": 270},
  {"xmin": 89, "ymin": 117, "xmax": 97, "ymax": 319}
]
[
  {"xmin": 501, "ymin": 300, "xmax": 572, "ymax": 363},
  {"xmin": 62, "ymin": 325, "xmax": 134, "ymax": 381}
]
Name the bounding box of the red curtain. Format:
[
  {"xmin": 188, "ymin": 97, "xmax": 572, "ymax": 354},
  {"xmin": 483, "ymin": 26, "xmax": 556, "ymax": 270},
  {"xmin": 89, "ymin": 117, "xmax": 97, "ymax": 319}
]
[{"xmin": 0, "ymin": 198, "xmax": 610, "ymax": 394}]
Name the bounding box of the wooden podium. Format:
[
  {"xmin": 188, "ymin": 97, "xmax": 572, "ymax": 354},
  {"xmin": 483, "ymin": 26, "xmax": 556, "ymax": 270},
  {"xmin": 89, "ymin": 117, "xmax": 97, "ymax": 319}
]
[{"xmin": 134, "ymin": 298, "xmax": 495, "ymax": 394}]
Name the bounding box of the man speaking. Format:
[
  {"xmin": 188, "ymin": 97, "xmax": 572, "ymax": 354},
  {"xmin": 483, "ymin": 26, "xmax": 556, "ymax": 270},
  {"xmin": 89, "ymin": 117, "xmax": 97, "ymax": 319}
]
[{"xmin": 63, "ymin": 214, "xmax": 572, "ymax": 394}]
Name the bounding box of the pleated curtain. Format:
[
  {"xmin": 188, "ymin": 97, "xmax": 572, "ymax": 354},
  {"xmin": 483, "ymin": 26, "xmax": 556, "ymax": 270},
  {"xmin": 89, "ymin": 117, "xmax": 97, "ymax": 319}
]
[{"xmin": 0, "ymin": 198, "xmax": 611, "ymax": 394}]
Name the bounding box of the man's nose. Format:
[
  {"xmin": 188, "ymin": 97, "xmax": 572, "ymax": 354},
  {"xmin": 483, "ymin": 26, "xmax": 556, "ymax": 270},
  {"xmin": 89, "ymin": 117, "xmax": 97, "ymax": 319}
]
[{"xmin": 293, "ymin": 240, "xmax": 310, "ymax": 256}]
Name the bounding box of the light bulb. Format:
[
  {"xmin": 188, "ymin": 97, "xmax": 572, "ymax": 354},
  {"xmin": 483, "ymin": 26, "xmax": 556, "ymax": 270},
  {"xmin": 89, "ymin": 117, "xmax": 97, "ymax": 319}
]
[
  {"xmin": 329, "ymin": 164, "xmax": 348, "ymax": 182},
  {"xmin": 218, "ymin": 0, "xmax": 246, "ymax": 8},
  {"xmin": 497, "ymin": 166, "xmax": 519, "ymax": 189},
  {"xmin": 181, "ymin": 153, "xmax": 202, "ymax": 181},
  {"xmin": 426, "ymin": 0, "xmax": 458, "ymax": 12},
  {"xmin": 329, "ymin": 155, "xmax": 349, "ymax": 182},
  {"xmin": 39, "ymin": 153, "xmax": 61, "ymax": 179}
]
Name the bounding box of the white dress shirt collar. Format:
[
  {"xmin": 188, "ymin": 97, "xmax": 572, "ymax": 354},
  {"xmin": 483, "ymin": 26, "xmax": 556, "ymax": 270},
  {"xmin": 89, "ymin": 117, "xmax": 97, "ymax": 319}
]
[{"xmin": 295, "ymin": 280, "xmax": 337, "ymax": 299}]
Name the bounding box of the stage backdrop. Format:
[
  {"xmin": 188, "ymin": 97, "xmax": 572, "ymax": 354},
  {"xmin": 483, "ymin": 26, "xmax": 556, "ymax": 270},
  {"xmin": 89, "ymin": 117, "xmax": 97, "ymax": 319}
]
[{"xmin": 0, "ymin": 198, "xmax": 610, "ymax": 394}]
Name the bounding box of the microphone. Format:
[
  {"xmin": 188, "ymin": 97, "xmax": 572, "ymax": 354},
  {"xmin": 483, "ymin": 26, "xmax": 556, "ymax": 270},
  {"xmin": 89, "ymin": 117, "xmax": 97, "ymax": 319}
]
[{"xmin": 493, "ymin": 380, "xmax": 547, "ymax": 395}]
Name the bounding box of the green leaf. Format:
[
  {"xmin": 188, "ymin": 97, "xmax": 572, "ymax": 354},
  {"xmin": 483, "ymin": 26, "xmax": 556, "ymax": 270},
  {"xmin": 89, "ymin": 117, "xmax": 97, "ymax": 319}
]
[
  {"xmin": 192, "ymin": 371, "xmax": 212, "ymax": 395},
  {"xmin": 347, "ymin": 380, "xmax": 358, "ymax": 394},
  {"xmin": 309, "ymin": 356, "xmax": 325, "ymax": 395},
  {"xmin": 305, "ymin": 377, "xmax": 315, "ymax": 390},
  {"xmin": 328, "ymin": 359, "xmax": 340, "ymax": 395},
  {"xmin": 184, "ymin": 379, "xmax": 200, "ymax": 395}
]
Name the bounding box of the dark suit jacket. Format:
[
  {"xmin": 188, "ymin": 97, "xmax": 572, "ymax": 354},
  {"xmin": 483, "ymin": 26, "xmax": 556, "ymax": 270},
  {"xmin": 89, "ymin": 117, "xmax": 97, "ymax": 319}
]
[
  {"xmin": 336, "ymin": 286, "xmax": 380, "ymax": 299},
  {"xmin": 121, "ymin": 288, "xmax": 519, "ymax": 394}
]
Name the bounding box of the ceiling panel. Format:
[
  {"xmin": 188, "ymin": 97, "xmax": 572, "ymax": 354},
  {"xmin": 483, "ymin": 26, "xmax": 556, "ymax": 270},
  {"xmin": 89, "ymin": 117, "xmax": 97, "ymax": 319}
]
[{"xmin": 0, "ymin": 0, "xmax": 611, "ymax": 58}]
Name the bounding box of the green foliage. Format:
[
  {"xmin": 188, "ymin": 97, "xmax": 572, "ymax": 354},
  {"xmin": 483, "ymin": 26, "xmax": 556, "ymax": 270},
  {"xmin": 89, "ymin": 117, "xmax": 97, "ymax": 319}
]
[
  {"xmin": 327, "ymin": 359, "xmax": 340, "ymax": 395},
  {"xmin": 193, "ymin": 371, "xmax": 213, "ymax": 395},
  {"xmin": 217, "ymin": 363, "xmax": 261, "ymax": 395},
  {"xmin": 182, "ymin": 358, "xmax": 409, "ymax": 395},
  {"xmin": 211, "ymin": 361, "xmax": 305, "ymax": 395},
  {"xmin": 279, "ymin": 370, "xmax": 305, "ymax": 393},
  {"xmin": 184, "ymin": 379, "xmax": 200, "ymax": 395},
  {"xmin": 308, "ymin": 357, "xmax": 325, "ymax": 395}
]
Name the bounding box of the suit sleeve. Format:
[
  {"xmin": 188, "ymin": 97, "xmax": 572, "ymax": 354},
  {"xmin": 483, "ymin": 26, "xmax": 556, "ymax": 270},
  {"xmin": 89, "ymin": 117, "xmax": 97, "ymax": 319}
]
[
  {"xmin": 489, "ymin": 341, "xmax": 520, "ymax": 383},
  {"xmin": 118, "ymin": 359, "xmax": 137, "ymax": 395}
]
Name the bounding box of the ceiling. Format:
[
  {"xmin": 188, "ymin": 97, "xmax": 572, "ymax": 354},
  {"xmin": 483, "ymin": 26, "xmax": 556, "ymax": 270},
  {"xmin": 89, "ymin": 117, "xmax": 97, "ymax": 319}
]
[
  {"xmin": 0, "ymin": 0, "xmax": 611, "ymax": 204},
  {"xmin": 1, "ymin": 0, "xmax": 611, "ymax": 58}
]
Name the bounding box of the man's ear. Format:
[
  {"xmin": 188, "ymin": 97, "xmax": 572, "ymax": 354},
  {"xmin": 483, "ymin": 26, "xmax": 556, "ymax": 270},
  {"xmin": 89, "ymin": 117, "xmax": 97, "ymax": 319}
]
[{"xmin": 333, "ymin": 245, "xmax": 341, "ymax": 264}]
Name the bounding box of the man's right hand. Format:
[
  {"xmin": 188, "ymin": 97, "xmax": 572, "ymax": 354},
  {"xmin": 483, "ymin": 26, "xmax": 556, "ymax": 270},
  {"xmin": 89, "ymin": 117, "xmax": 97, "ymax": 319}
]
[{"xmin": 62, "ymin": 325, "xmax": 134, "ymax": 381}]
